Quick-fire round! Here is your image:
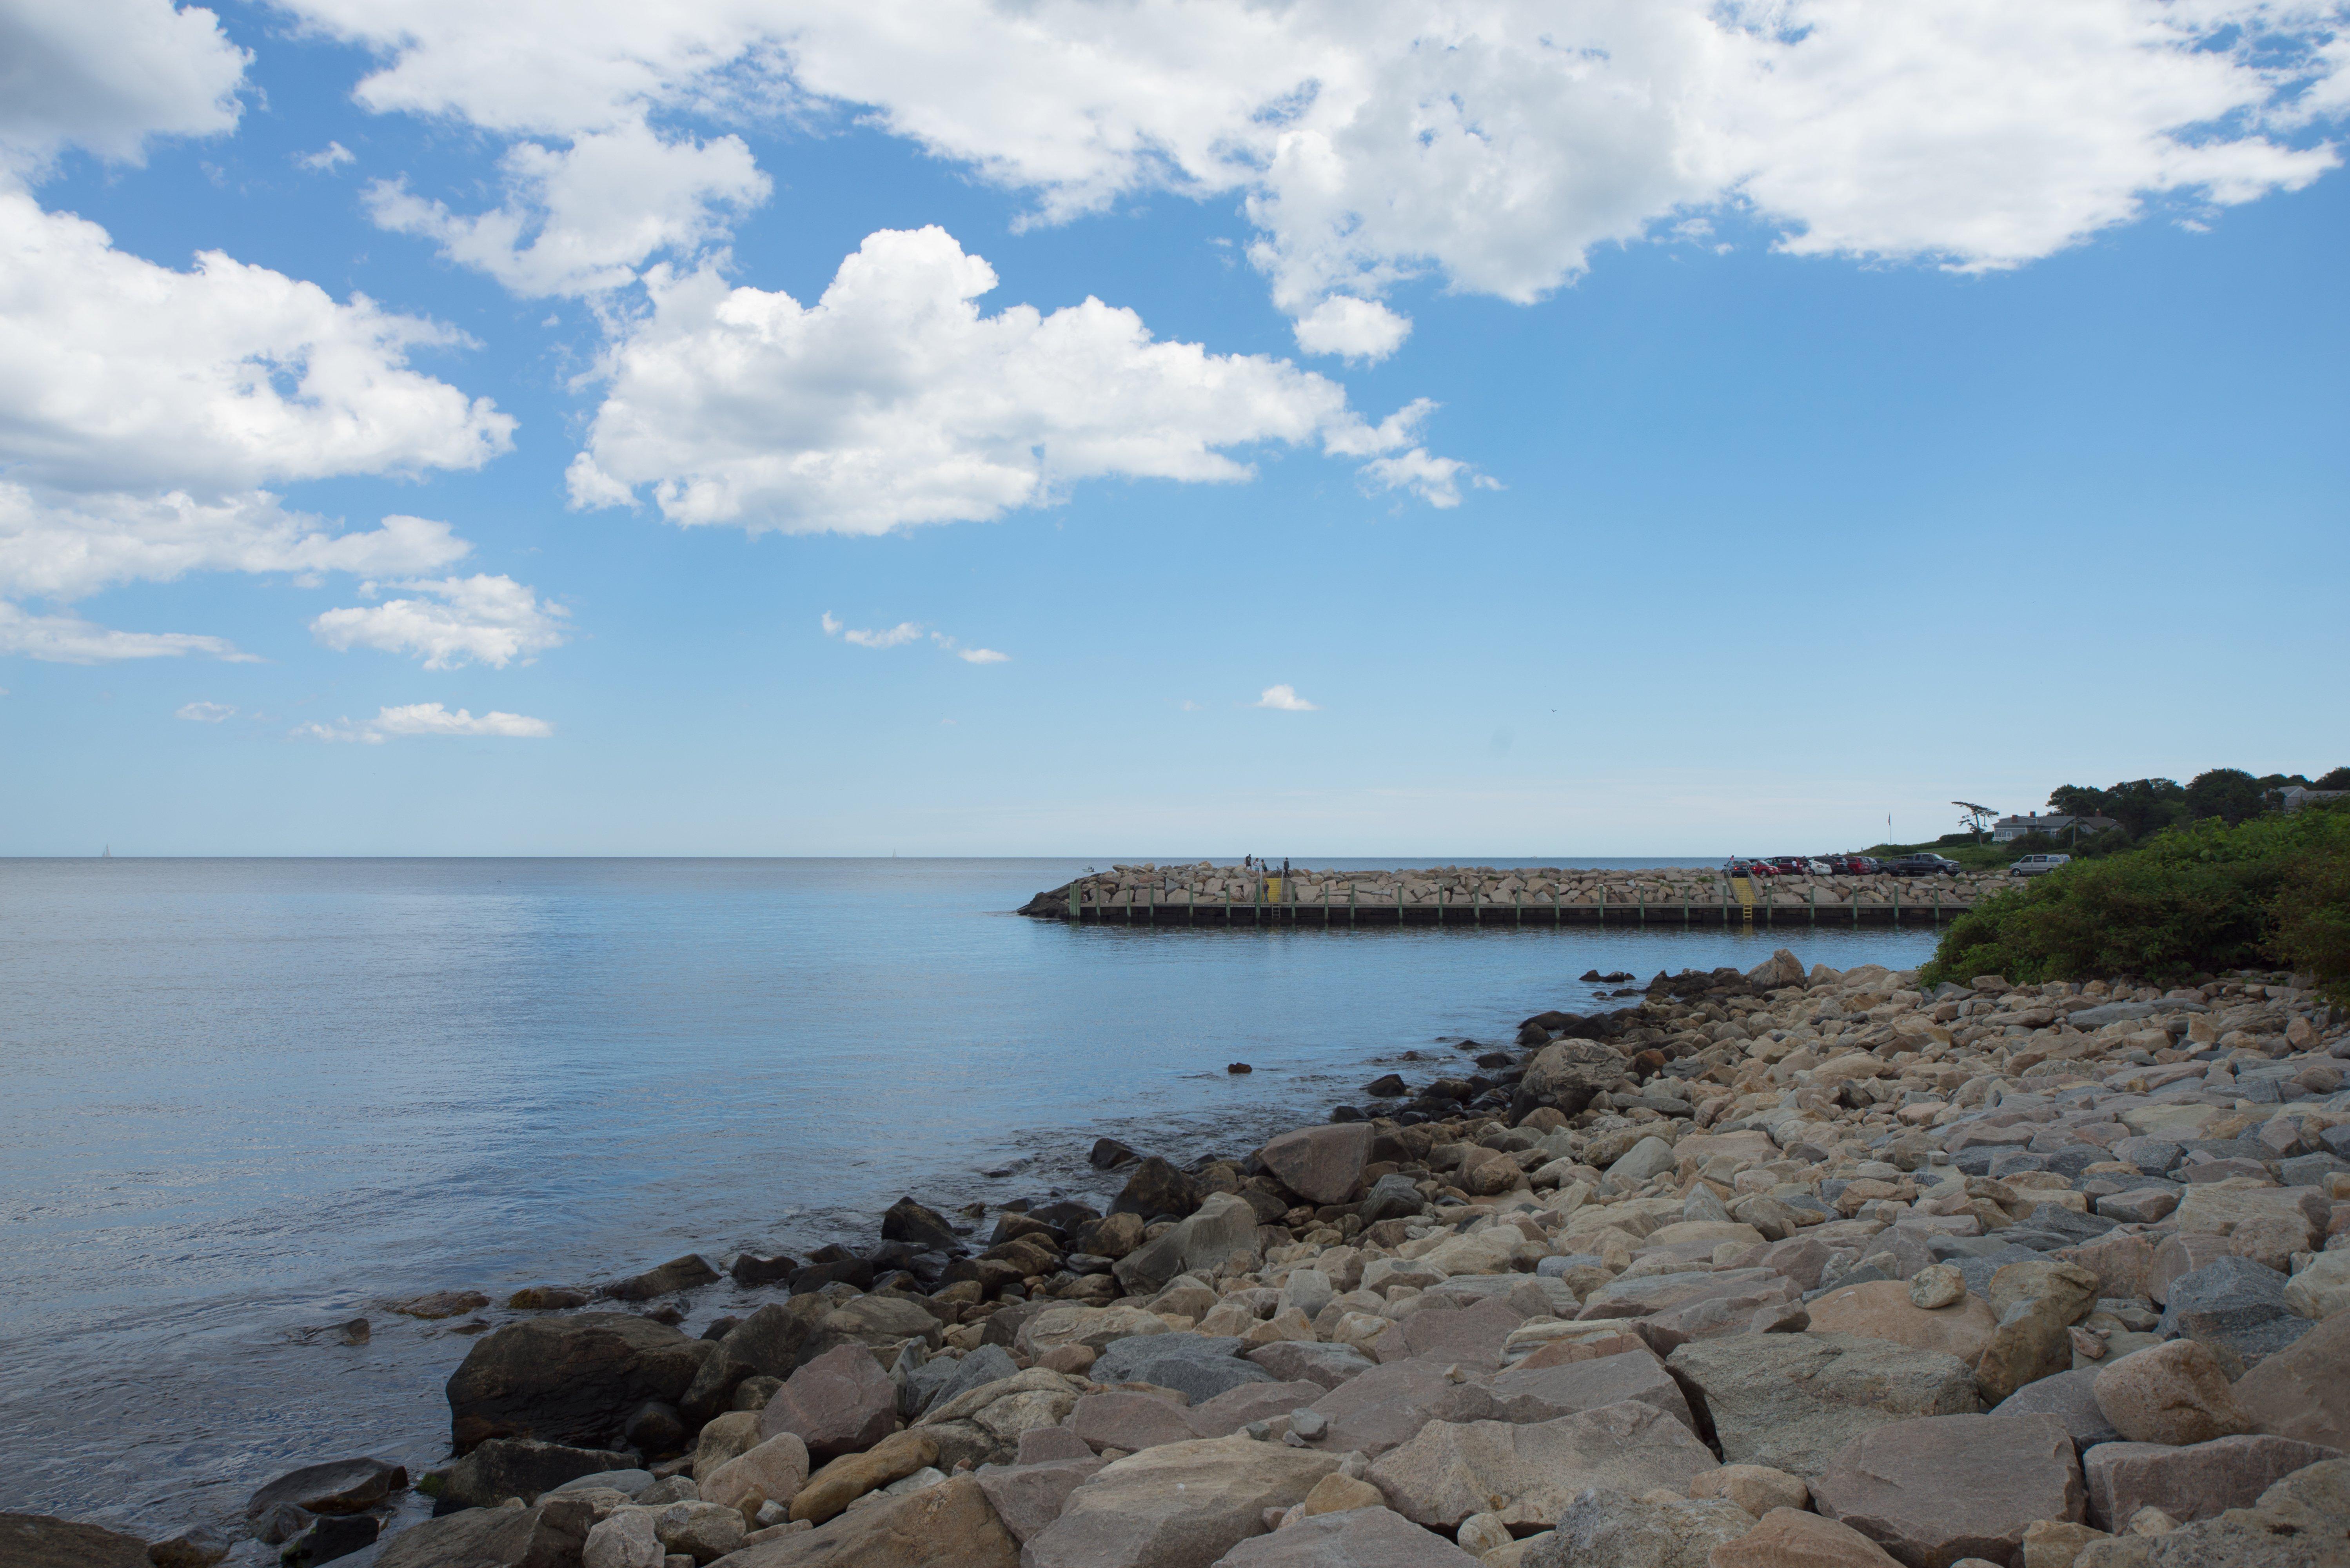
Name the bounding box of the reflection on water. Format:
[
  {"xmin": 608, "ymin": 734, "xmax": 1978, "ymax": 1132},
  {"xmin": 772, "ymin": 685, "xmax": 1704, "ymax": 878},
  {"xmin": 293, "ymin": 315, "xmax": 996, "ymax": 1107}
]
[{"xmin": 0, "ymin": 857, "xmax": 1939, "ymax": 1534}]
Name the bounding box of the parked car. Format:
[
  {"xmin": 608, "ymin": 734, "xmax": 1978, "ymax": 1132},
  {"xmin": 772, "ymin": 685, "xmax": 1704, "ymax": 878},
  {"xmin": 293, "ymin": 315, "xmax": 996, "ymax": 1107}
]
[
  {"xmin": 1823, "ymin": 855, "xmax": 1876, "ymax": 875},
  {"xmin": 1768, "ymin": 857, "xmax": 1815, "ymax": 877},
  {"xmin": 1725, "ymin": 858, "xmax": 1775, "ymax": 877},
  {"xmin": 2009, "ymin": 853, "xmax": 2071, "ymax": 877},
  {"xmin": 1885, "ymin": 853, "xmax": 1963, "ymax": 876},
  {"xmin": 1848, "ymin": 857, "xmax": 1886, "ymax": 875}
]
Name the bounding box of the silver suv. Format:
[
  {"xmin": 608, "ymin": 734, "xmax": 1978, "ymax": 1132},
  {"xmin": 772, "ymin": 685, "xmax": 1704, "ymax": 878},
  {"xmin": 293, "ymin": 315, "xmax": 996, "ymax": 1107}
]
[{"xmin": 2009, "ymin": 853, "xmax": 2071, "ymax": 877}]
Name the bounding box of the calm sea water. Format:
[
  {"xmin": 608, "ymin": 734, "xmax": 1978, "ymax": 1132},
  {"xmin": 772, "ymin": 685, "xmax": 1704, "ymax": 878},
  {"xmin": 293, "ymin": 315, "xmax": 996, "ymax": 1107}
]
[{"xmin": 0, "ymin": 858, "xmax": 1939, "ymax": 1537}]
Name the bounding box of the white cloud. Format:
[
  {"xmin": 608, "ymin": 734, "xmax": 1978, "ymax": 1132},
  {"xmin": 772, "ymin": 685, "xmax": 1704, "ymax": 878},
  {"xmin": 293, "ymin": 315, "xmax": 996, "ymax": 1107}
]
[
  {"xmin": 821, "ymin": 611, "xmax": 1012, "ymax": 663},
  {"xmin": 295, "ymin": 702, "xmax": 554, "ymax": 742},
  {"xmin": 365, "ymin": 121, "xmax": 770, "ymax": 297},
  {"xmin": 298, "ymin": 141, "xmax": 353, "ymax": 172},
  {"xmin": 0, "ymin": 601, "xmax": 251, "ymax": 663},
  {"xmin": 0, "ymin": 0, "xmax": 247, "ymax": 173},
  {"xmin": 310, "ymin": 574, "xmax": 569, "ymax": 669},
  {"xmin": 1253, "ymin": 683, "xmax": 1319, "ymax": 711},
  {"xmin": 1290, "ymin": 297, "xmax": 1413, "ymax": 363},
  {"xmin": 274, "ymin": 0, "xmax": 2350, "ymax": 339},
  {"xmin": 0, "ymin": 488, "xmax": 471, "ymax": 602},
  {"xmin": 0, "ymin": 190, "xmax": 515, "ymax": 497},
  {"xmin": 570, "ymin": 226, "xmax": 1471, "ymax": 534},
  {"xmin": 176, "ymin": 699, "xmax": 235, "ymax": 721}
]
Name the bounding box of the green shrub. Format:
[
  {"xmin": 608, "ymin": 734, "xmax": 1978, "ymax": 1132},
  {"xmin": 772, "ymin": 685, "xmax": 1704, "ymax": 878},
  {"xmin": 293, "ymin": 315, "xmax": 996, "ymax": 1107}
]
[{"xmin": 1920, "ymin": 804, "xmax": 2350, "ymax": 993}]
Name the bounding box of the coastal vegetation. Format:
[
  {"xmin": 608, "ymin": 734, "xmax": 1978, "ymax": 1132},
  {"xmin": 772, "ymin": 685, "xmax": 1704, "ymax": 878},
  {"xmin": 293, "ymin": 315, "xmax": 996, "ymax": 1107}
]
[{"xmin": 1920, "ymin": 801, "xmax": 2350, "ymax": 998}]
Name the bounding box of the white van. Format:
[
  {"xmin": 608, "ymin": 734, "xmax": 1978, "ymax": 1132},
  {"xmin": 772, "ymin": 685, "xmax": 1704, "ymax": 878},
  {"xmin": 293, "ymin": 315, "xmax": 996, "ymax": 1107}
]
[{"xmin": 2009, "ymin": 854, "xmax": 2072, "ymax": 877}]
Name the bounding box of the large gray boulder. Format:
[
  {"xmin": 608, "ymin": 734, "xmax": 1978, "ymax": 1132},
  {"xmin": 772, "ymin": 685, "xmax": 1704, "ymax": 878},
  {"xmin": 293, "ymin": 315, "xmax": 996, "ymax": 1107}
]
[
  {"xmin": 1022, "ymin": 1437, "xmax": 1340, "ymax": 1568},
  {"xmin": 1368, "ymin": 1401, "xmax": 1719, "ymax": 1532},
  {"xmin": 2231, "ymin": 1312, "xmax": 2350, "ymax": 1451},
  {"xmin": 1665, "ymin": 1333, "xmax": 1981, "ymax": 1480},
  {"xmin": 1213, "ymin": 1506, "xmax": 1481, "ymax": 1566},
  {"xmin": 446, "ymin": 1314, "xmax": 710, "ymax": 1454},
  {"xmin": 1485, "ymin": 1350, "xmax": 1695, "ymax": 1432},
  {"xmin": 2082, "ymin": 1434, "xmax": 2346, "ymax": 1530},
  {"xmin": 714, "ymin": 1474, "xmax": 1018, "ymax": 1567},
  {"xmin": 1259, "ymin": 1125, "xmax": 1374, "ymax": 1207},
  {"xmin": 2159, "ymin": 1256, "xmax": 2315, "ymax": 1369},
  {"xmin": 376, "ymin": 1497, "xmax": 596, "ymax": 1568},
  {"xmin": 1093, "ymin": 1334, "xmax": 1277, "ymax": 1405},
  {"xmin": 681, "ymin": 1298, "xmax": 830, "ymax": 1423},
  {"xmin": 1811, "ymin": 1414, "xmax": 2085, "ymax": 1568},
  {"xmin": 1298, "ymin": 1358, "xmax": 1502, "ymax": 1459},
  {"xmin": 1113, "ymin": 1194, "xmax": 1264, "ymax": 1296},
  {"xmin": 440, "ymin": 1439, "xmax": 632, "ymax": 1509},
  {"xmin": 1522, "ymin": 1490, "xmax": 1752, "ymax": 1568}
]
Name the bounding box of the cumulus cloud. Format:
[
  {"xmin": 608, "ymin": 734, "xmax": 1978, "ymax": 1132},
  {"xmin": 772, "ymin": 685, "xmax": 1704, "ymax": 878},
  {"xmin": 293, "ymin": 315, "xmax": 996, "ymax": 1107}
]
[
  {"xmin": 298, "ymin": 141, "xmax": 353, "ymax": 172},
  {"xmin": 295, "ymin": 702, "xmax": 554, "ymax": 742},
  {"xmin": 176, "ymin": 700, "xmax": 235, "ymax": 720},
  {"xmin": 0, "ymin": 601, "xmax": 251, "ymax": 663},
  {"xmin": 1253, "ymin": 683, "xmax": 1318, "ymax": 711},
  {"xmin": 276, "ymin": 0, "xmax": 2350, "ymax": 341},
  {"xmin": 0, "ymin": 0, "xmax": 247, "ymax": 173},
  {"xmin": 570, "ymin": 226, "xmax": 1471, "ymax": 533},
  {"xmin": 365, "ymin": 121, "xmax": 770, "ymax": 297},
  {"xmin": 310, "ymin": 574, "xmax": 569, "ymax": 669},
  {"xmin": 821, "ymin": 612, "xmax": 1011, "ymax": 662}
]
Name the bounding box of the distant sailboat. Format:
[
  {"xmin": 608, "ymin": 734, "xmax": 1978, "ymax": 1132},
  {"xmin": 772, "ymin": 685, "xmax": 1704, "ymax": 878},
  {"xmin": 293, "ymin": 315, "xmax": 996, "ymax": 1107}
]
[{"xmin": 102, "ymin": 845, "xmax": 111, "ymax": 858}]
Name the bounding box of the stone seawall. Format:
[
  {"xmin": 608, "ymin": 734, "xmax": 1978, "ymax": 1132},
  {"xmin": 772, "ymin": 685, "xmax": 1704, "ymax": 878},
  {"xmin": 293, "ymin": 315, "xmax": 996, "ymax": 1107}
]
[{"xmin": 1019, "ymin": 863, "xmax": 2006, "ymax": 925}]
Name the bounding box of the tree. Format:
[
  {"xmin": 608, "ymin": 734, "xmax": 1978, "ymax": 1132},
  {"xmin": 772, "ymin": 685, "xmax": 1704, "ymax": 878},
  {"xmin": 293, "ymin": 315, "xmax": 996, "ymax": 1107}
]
[
  {"xmin": 2318, "ymin": 767, "xmax": 2350, "ymax": 791},
  {"xmin": 2103, "ymin": 778, "xmax": 2186, "ymax": 839},
  {"xmin": 1954, "ymin": 802, "xmax": 1997, "ymax": 840},
  {"xmin": 2048, "ymin": 784, "xmax": 2109, "ymax": 818},
  {"xmin": 2184, "ymin": 768, "xmax": 2266, "ymax": 826}
]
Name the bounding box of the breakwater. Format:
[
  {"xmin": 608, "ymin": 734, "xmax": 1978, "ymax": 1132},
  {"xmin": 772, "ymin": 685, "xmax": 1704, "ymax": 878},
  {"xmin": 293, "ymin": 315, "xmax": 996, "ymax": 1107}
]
[{"xmin": 1020, "ymin": 864, "xmax": 2006, "ymax": 926}]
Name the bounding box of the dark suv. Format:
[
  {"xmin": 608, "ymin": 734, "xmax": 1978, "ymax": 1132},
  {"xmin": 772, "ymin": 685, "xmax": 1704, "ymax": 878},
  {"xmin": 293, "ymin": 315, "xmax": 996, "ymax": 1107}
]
[{"xmin": 1885, "ymin": 853, "xmax": 1963, "ymax": 876}]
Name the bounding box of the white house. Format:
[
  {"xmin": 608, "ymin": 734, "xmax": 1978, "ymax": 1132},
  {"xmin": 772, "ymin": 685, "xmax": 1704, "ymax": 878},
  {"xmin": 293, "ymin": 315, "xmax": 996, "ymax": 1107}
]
[{"xmin": 1992, "ymin": 813, "xmax": 2121, "ymax": 843}]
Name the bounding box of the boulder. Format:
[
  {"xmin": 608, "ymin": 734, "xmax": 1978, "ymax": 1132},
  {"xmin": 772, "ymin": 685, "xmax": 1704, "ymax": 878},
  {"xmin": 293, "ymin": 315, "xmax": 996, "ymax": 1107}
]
[
  {"xmin": 0, "ymin": 1513, "xmax": 149, "ymax": 1568},
  {"xmin": 974, "ymin": 1456, "xmax": 1108, "ymax": 1546},
  {"xmin": 1261, "ymin": 1125, "xmax": 1375, "ymax": 1207},
  {"xmin": 1022, "ymin": 1437, "xmax": 1340, "ymax": 1568},
  {"xmin": 2083, "ymin": 1435, "xmax": 2346, "ymax": 1529},
  {"xmin": 1805, "ymin": 1281, "xmax": 1999, "ymax": 1363},
  {"xmin": 1690, "ymin": 1465, "xmax": 1811, "ymax": 1518},
  {"xmin": 604, "ymin": 1255, "xmax": 720, "ymax": 1301},
  {"xmin": 1609, "ymin": 1137, "xmax": 1680, "ymax": 1187},
  {"xmin": 1018, "ymin": 1305, "xmax": 1168, "ymax": 1358},
  {"xmin": 880, "ymin": 1198, "xmax": 961, "ymax": 1253},
  {"xmin": 1070, "ymin": 1390, "xmax": 1202, "ymax": 1453},
  {"xmin": 1360, "ymin": 1176, "xmax": 1429, "ymax": 1227},
  {"xmin": 248, "ymin": 1457, "xmax": 409, "ymax": 1518},
  {"xmin": 2284, "ymin": 1252, "xmax": 2350, "ymax": 1321},
  {"xmin": 682, "ymin": 1300, "xmax": 831, "ymax": 1423},
  {"xmin": 447, "ymin": 1313, "xmax": 709, "ymax": 1453},
  {"xmin": 1748, "ymin": 949, "xmax": 1808, "ymax": 991},
  {"xmin": 1990, "ymin": 1368, "xmax": 2123, "ymax": 1450},
  {"xmin": 1093, "ymin": 1333, "xmax": 1277, "ymax": 1405},
  {"xmin": 1486, "ymin": 1349, "xmax": 1696, "ymax": 1432},
  {"xmin": 714, "ymin": 1474, "xmax": 1018, "ymax": 1567},
  {"xmin": 1368, "ymin": 1401, "xmax": 1719, "ymax": 1531},
  {"xmin": 692, "ymin": 1412, "xmax": 764, "ymax": 1480},
  {"xmin": 803, "ymin": 1295, "xmax": 943, "ymax": 1362},
  {"xmin": 1214, "ymin": 1505, "xmax": 1480, "ymax": 1566},
  {"xmin": 1248, "ymin": 1342, "xmax": 1376, "ymax": 1392},
  {"xmin": 1705, "ymin": 1508, "xmax": 1903, "ymax": 1568},
  {"xmin": 904, "ymin": 1343, "xmax": 1019, "ymax": 1420},
  {"xmin": 1521, "ymin": 1491, "xmax": 1751, "ymax": 1568},
  {"xmin": 789, "ymin": 1430, "xmax": 936, "ymax": 1524},
  {"xmin": 2092, "ymin": 1343, "xmax": 2255, "ymax": 1446},
  {"xmin": 583, "ymin": 1510, "xmax": 661, "ymax": 1568},
  {"xmin": 1522, "ymin": 1040, "xmax": 1625, "ymax": 1120},
  {"xmin": 392, "ymin": 1290, "xmax": 491, "ymax": 1320},
  {"xmin": 1977, "ymin": 1259, "xmax": 2103, "ymax": 1405},
  {"xmin": 2230, "ymin": 1312, "xmax": 2350, "ymax": 1449},
  {"xmin": 1113, "ymin": 1157, "xmax": 1203, "ymax": 1221},
  {"xmin": 1811, "ymin": 1414, "xmax": 2085, "ymax": 1568},
  {"xmin": 1666, "ymin": 1334, "xmax": 1981, "ymax": 1480},
  {"xmin": 1114, "ymin": 1195, "xmax": 1264, "ymax": 1297},
  {"xmin": 440, "ymin": 1440, "xmax": 629, "ymax": 1509},
  {"xmin": 759, "ymin": 1345, "xmax": 897, "ymax": 1462},
  {"xmin": 701, "ymin": 1432, "xmax": 811, "ymax": 1521},
  {"xmin": 1187, "ymin": 1381, "xmax": 1335, "ymax": 1440},
  {"xmin": 1300, "ymin": 1358, "xmax": 1504, "ymax": 1459},
  {"xmin": 2021, "ymin": 1521, "xmax": 2110, "ymax": 1568},
  {"xmin": 2158, "ymin": 1257, "xmax": 2313, "ymax": 1368},
  {"xmin": 653, "ymin": 1499, "xmax": 745, "ymax": 1564},
  {"xmin": 376, "ymin": 1499, "xmax": 594, "ymax": 1568},
  {"xmin": 1374, "ymin": 1300, "xmax": 1524, "ymax": 1371}
]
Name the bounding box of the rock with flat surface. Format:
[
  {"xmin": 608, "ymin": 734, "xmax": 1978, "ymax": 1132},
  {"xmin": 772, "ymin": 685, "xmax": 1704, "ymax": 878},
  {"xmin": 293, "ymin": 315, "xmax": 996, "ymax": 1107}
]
[
  {"xmin": 2083, "ymin": 1435, "xmax": 2346, "ymax": 1529},
  {"xmin": 1023, "ymin": 1437, "xmax": 1340, "ymax": 1568},
  {"xmin": 1580, "ymin": 1269, "xmax": 1790, "ymax": 1322},
  {"xmin": 2092, "ymin": 1343, "xmax": 2254, "ymax": 1446},
  {"xmin": 1095, "ymin": 1333, "xmax": 1278, "ymax": 1405},
  {"xmin": 1691, "ymin": 1465, "xmax": 1811, "ymax": 1519},
  {"xmin": 974, "ymin": 1455, "xmax": 1108, "ymax": 1545},
  {"xmin": 1811, "ymin": 1413, "xmax": 2084, "ymax": 1568},
  {"xmin": 1302, "ymin": 1358, "xmax": 1503, "ymax": 1459},
  {"xmin": 249, "ymin": 1457, "xmax": 410, "ymax": 1518},
  {"xmin": 2158, "ymin": 1257, "xmax": 2313, "ymax": 1368},
  {"xmin": 1666, "ymin": 1334, "xmax": 1981, "ymax": 1481},
  {"xmin": 1990, "ymin": 1368, "xmax": 2122, "ymax": 1450},
  {"xmin": 377, "ymin": 1499, "xmax": 593, "ymax": 1568},
  {"xmin": 1486, "ymin": 1348, "xmax": 1695, "ymax": 1432},
  {"xmin": 1375, "ymin": 1300, "xmax": 1524, "ymax": 1370},
  {"xmin": 760, "ymin": 1345, "xmax": 897, "ymax": 1462},
  {"xmin": 1071, "ymin": 1390, "xmax": 1202, "ymax": 1453},
  {"xmin": 1019, "ymin": 1307, "xmax": 1168, "ymax": 1358},
  {"xmin": 1806, "ymin": 1281, "xmax": 1998, "ymax": 1363},
  {"xmin": 1520, "ymin": 1491, "xmax": 1751, "ymax": 1568},
  {"xmin": 1113, "ymin": 1194, "xmax": 1262, "ymax": 1296},
  {"xmin": 0, "ymin": 1513, "xmax": 148, "ymax": 1568},
  {"xmin": 702, "ymin": 1433, "xmax": 811, "ymax": 1521},
  {"xmin": 605, "ymin": 1254, "xmax": 720, "ymax": 1301},
  {"xmin": 2284, "ymin": 1252, "xmax": 2350, "ymax": 1321},
  {"xmin": 1188, "ymin": 1381, "xmax": 1335, "ymax": 1439},
  {"xmin": 1261, "ymin": 1125, "xmax": 1375, "ymax": 1207},
  {"xmin": 440, "ymin": 1440, "xmax": 625, "ymax": 1509},
  {"xmin": 2230, "ymin": 1312, "xmax": 2350, "ymax": 1450},
  {"xmin": 447, "ymin": 1313, "xmax": 710, "ymax": 1454},
  {"xmin": 1213, "ymin": 1505, "xmax": 1480, "ymax": 1566},
  {"xmin": 1705, "ymin": 1508, "xmax": 1904, "ymax": 1568},
  {"xmin": 1250, "ymin": 1342, "xmax": 1376, "ymax": 1392},
  {"xmin": 715, "ymin": 1474, "xmax": 1018, "ymax": 1568},
  {"xmin": 788, "ymin": 1430, "xmax": 934, "ymax": 1525},
  {"xmin": 1369, "ymin": 1401, "xmax": 1719, "ymax": 1532}
]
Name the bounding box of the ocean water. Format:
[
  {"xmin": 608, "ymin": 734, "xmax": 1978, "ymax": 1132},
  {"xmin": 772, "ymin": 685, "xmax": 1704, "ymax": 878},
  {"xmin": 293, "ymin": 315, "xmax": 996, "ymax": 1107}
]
[{"xmin": 0, "ymin": 857, "xmax": 1941, "ymax": 1538}]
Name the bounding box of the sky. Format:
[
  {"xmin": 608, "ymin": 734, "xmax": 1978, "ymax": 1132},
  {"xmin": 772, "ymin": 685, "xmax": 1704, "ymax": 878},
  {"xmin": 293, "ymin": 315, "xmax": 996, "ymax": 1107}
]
[{"xmin": 2, "ymin": 0, "xmax": 2346, "ymax": 857}]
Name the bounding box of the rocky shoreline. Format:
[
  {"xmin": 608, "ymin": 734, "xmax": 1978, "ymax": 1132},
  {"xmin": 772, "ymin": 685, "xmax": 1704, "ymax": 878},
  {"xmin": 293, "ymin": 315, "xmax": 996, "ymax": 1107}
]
[{"xmin": 15, "ymin": 950, "xmax": 2350, "ymax": 1568}]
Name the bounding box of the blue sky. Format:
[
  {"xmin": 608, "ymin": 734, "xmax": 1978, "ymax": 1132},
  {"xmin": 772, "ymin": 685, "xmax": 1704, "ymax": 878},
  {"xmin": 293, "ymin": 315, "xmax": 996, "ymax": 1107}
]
[{"xmin": 3, "ymin": 0, "xmax": 2346, "ymax": 856}]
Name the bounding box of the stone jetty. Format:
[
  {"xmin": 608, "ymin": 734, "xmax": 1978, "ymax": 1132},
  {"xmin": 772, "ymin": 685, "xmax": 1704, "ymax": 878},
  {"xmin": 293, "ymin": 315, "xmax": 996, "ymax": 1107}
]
[
  {"xmin": 18, "ymin": 956, "xmax": 2349, "ymax": 1568},
  {"xmin": 1019, "ymin": 864, "xmax": 2005, "ymax": 925}
]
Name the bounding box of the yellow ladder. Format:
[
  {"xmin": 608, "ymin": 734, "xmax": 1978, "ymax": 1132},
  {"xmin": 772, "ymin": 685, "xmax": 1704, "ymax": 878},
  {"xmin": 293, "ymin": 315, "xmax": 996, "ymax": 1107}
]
[{"xmin": 1731, "ymin": 876, "xmax": 1757, "ymax": 921}]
